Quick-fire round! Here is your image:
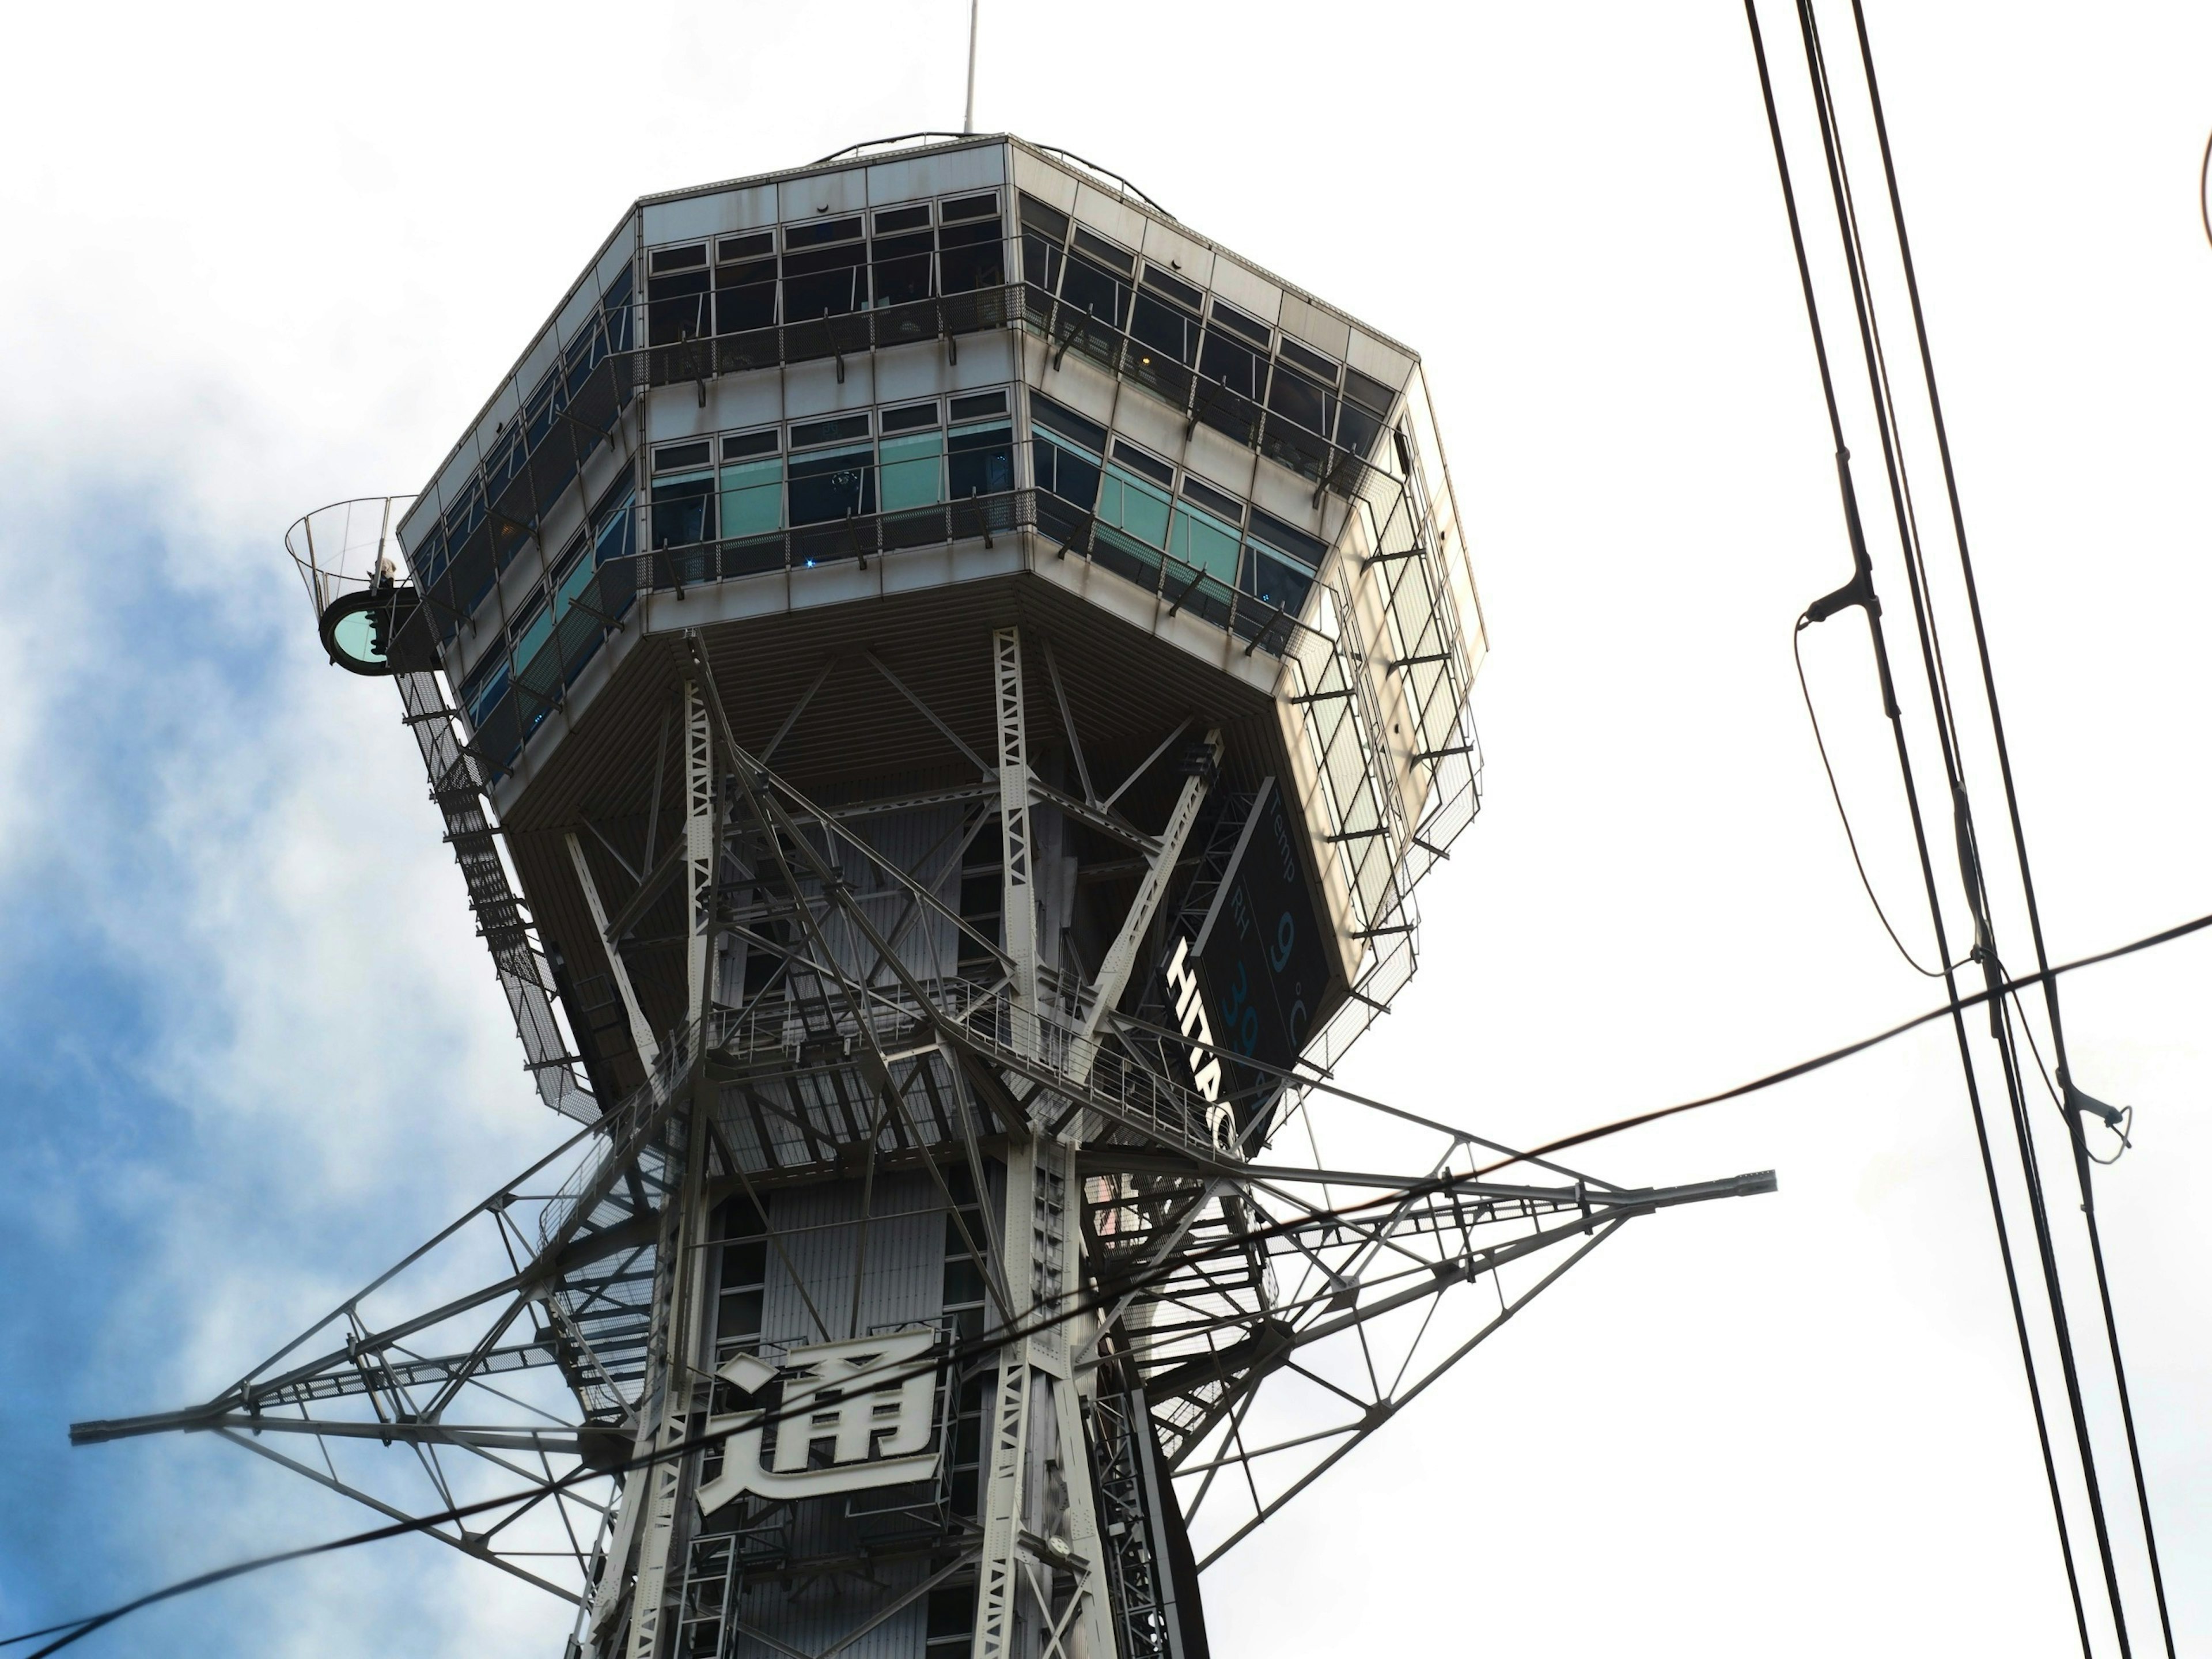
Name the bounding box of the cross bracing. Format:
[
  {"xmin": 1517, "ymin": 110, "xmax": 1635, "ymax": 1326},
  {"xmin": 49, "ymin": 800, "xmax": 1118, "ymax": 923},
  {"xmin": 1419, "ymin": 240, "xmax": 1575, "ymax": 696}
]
[{"xmin": 74, "ymin": 650, "xmax": 1770, "ymax": 1644}]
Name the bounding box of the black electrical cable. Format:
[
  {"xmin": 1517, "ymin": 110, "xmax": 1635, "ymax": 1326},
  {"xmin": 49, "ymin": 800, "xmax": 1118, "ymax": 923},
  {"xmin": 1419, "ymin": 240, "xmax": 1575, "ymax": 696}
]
[
  {"xmin": 1742, "ymin": 3, "xmax": 2095, "ymax": 1645},
  {"xmin": 1790, "ymin": 0, "xmax": 2137, "ymax": 1638},
  {"xmin": 1793, "ymin": 613, "xmax": 1960, "ymax": 977},
  {"xmin": 1843, "ymin": 3, "xmax": 2175, "ymax": 1646},
  {"xmin": 1474, "ymin": 904, "xmax": 2212, "ymax": 1175},
  {"xmin": 20, "ymin": 898, "xmax": 2211, "ymax": 1658}
]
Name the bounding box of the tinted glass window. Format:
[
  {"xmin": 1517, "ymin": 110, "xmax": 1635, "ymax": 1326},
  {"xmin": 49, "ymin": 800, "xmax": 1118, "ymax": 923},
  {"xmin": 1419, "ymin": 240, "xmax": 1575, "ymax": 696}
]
[
  {"xmin": 946, "ymin": 422, "xmax": 1013, "ymax": 499},
  {"xmin": 1130, "ymin": 292, "xmax": 1200, "ymax": 366},
  {"xmin": 1142, "ymin": 265, "xmax": 1203, "ymax": 310},
  {"xmin": 782, "ymin": 243, "xmax": 866, "ymax": 318},
  {"xmin": 791, "ymin": 414, "xmax": 870, "ymax": 447},
  {"xmin": 878, "ymin": 431, "xmax": 945, "ymax": 511},
  {"xmin": 1200, "ymin": 331, "xmax": 1263, "ymax": 399},
  {"xmin": 871, "ymin": 230, "xmax": 935, "ymax": 307},
  {"xmin": 720, "ymin": 457, "xmax": 784, "ymax": 538},
  {"xmin": 715, "ymin": 258, "xmax": 777, "ymax": 334},
  {"xmin": 1211, "ymin": 302, "xmax": 1270, "ymax": 346},
  {"xmin": 787, "ymin": 445, "xmax": 875, "ymax": 524},
  {"xmin": 874, "ymin": 204, "xmax": 930, "ymax": 233},
  {"xmin": 939, "ymin": 217, "xmax": 1005, "ymax": 292},
  {"xmin": 1059, "ymin": 256, "xmax": 1130, "ymax": 330},
  {"xmin": 1028, "ymin": 393, "xmax": 1107, "ymax": 453},
  {"xmin": 1278, "ymin": 338, "xmax": 1339, "ymax": 381},
  {"xmin": 1035, "ymin": 437, "xmax": 1100, "ymax": 507},
  {"xmin": 652, "ymin": 475, "xmax": 715, "ymax": 547},
  {"xmin": 783, "ymin": 216, "xmax": 862, "ymax": 248},
  {"xmin": 1267, "ymin": 365, "xmax": 1335, "ymax": 435},
  {"xmin": 1109, "ymin": 440, "xmax": 1173, "ymax": 486},
  {"xmin": 942, "ymin": 191, "xmax": 999, "ymax": 222},
  {"xmin": 881, "ymin": 402, "xmax": 940, "ymax": 432},
  {"xmin": 648, "ymin": 268, "xmax": 710, "ymax": 344}
]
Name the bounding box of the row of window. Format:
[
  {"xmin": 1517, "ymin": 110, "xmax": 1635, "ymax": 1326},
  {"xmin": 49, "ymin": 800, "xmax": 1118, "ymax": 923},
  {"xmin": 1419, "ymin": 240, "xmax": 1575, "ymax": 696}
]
[
  {"xmin": 1026, "ymin": 393, "xmax": 1327, "ymax": 615},
  {"xmin": 646, "ymin": 191, "xmax": 1006, "ymax": 343},
  {"xmin": 1016, "ymin": 192, "xmax": 1395, "ymax": 465},
  {"xmin": 645, "ymin": 390, "xmax": 1016, "ymax": 548},
  {"xmin": 456, "ymin": 472, "xmax": 637, "ymax": 745}
]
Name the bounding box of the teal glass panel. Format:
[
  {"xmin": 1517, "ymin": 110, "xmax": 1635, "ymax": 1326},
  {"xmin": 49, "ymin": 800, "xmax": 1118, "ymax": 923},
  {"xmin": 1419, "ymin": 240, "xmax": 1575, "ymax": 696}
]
[
  {"xmin": 878, "ymin": 432, "xmax": 945, "ymax": 510},
  {"xmin": 1099, "ymin": 467, "xmax": 1170, "ymax": 547},
  {"xmin": 720, "ymin": 457, "xmax": 785, "ymax": 537},
  {"xmin": 512, "ymin": 597, "xmax": 554, "ymax": 665},
  {"xmin": 1169, "ymin": 503, "xmax": 1241, "ymax": 582},
  {"xmin": 552, "ymin": 548, "xmax": 597, "ymax": 619}
]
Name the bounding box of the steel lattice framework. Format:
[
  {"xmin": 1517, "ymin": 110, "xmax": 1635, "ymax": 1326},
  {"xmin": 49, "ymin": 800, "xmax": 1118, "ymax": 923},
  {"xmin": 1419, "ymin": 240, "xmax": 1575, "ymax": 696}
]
[{"xmin": 76, "ymin": 135, "xmax": 1775, "ymax": 1659}]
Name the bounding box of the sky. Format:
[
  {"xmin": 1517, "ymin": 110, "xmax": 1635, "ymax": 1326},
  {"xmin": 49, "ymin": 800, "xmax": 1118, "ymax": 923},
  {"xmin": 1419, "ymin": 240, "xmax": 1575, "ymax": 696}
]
[{"xmin": 1, "ymin": 2, "xmax": 2206, "ymax": 1655}]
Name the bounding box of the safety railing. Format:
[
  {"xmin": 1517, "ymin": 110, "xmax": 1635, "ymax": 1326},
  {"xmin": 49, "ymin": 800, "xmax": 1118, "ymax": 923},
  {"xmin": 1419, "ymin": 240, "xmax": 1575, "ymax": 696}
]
[
  {"xmin": 638, "ymin": 283, "xmax": 1018, "ymax": 389},
  {"xmin": 1013, "ymin": 284, "xmax": 1389, "ymax": 502},
  {"xmin": 624, "ymin": 484, "xmax": 1310, "ymax": 660}
]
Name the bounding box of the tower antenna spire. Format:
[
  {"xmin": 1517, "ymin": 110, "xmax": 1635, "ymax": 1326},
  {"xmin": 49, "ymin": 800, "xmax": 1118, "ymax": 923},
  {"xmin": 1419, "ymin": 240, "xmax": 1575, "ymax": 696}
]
[{"xmin": 963, "ymin": 0, "xmax": 979, "ymax": 132}]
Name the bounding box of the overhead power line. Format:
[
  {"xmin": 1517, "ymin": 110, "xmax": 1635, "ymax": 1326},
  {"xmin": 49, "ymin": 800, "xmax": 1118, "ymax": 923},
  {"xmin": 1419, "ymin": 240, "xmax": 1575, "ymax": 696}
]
[{"xmin": 16, "ymin": 897, "xmax": 2207, "ymax": 1658}]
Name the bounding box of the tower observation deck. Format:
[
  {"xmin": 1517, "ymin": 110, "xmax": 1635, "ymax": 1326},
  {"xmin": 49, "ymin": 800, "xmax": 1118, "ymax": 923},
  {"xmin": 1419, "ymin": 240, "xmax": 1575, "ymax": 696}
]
[{"xmin": 74, "ymin": 134, "xmax": 1774, "ymax": 1658}]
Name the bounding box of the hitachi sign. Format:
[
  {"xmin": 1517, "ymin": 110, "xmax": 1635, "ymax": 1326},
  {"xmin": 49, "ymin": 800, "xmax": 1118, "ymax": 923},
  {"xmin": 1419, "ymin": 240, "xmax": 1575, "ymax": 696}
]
[{"xmin": 1164, "ymin": 935, "xmax": 1237, "ymax": 1154}]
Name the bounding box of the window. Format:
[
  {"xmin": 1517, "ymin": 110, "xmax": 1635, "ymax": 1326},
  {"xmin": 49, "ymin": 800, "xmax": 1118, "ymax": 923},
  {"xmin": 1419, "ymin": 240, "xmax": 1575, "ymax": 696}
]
[
  {"xmin": 782, "ymin": 237, "xmax": 866, "ymax": 319},
  {"xmin": 653, "ymin": 440, "xmax": 712, "ymax": 473},
  {"xmin": 1180, "ymin": 476, "xmax": 1244, "ymax": 521},
  {"xmin": 1209, "ymin": 301, "xmax": 1271, "ymax": 347},
  {"xmin": 783, "ymin": 215, "xmax": 862, "ymax": 248},
  {"xmin": 881, "ymin": 401, "xmax": 940, "ymax": 433},
  {"xmin": 719, "ymin": 433, "xmax": 784, "ymax": 539},
  {"xmin": 1241, "ymin": 507, "xmax": 1327, "ymax": 615},
  {"xmin": 1035, "ymin": 435, "xmax": 1100, "ymax": 508},
  {"xmin": 1129, "ymin": 290, "xmax": 1200, "ymax": 370},
  {"xmin": 871, "ymin": 229, "xmax": 935, "ymax": 308},
  {"xmin": 1266, "ymin": 363, "xmax": 1336, "ymax": 438},
  {"xmin": 1109, "ymin": 440, "xmax": 1174, "ymax": 487},
  {"xmin": 1279, "ymin": 337, "xmax": 1339, "ymax": 382},
  {"xmin": 647, "ymin": 252, "xmax": 710, "ymax": 344},
  {"xmin": 510, "ymin": 591, "xmax": 554, "ymax": 668},
  {"xmin": 1018, "ymin": 194, "xmax": 1069, "ymax": 293},
  {"xmin": 651, "ymin": 473, "xmax": 715, "ymax": 547},
  {"xmin": 949, "ymin": 390, "xmax": 1006, "ymax": 421},
  {"xmin": 714, "ymin": 236, "xmax": 778, "ymax": 334},
  {"xmin": 459, "ymin": 650, "xmax": 509, "ymax": 730},
  {"xmin": 1169, "ymin": 499, "xmax": 1242, "ymax": 582},
  {"xmin": 946, "ymin": 418, "xmax": 1013, "ymax": 499},
  {"xmin": 790, "ymin": 413, "xmax": 870, "ymax": 448},
  {"xmin": 941, "ymin": 191, "xmax": 998, "ymax": 222},
  {"xmin": 1059, "ymin": 255, "xmax": 1130, "ymax": 331},
  {"xmin": 937, "ymin": 209, "xmax": 1005, "ymax": 294},
  {"xmin": 1142, "ymin": 264, "xmax": 1203, "ymax": 311},
  {"xmin": 879, "ymin": 428, "xmax": 945, "ymax": 511},
  {"xmin": 787, "ymin": 443, "xmax": 874, "ymax": 524},
  {"xmin": 1097, "ymin": 465, "xmax": 1171, "ymax": 547},
  {"xmin": 1028, "ymin": 393, "xmax": 1106, "ymax": 454},
  {"xmin": 874, "ymin": 204, "xmax": 930, "ymax": 234}
]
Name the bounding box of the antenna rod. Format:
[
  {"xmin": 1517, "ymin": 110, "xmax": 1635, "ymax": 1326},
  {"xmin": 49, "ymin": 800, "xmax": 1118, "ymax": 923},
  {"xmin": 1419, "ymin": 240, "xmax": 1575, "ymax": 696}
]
[{"xmin": 963, "ymin": 0, "xmax": 979, "ymax": 134}]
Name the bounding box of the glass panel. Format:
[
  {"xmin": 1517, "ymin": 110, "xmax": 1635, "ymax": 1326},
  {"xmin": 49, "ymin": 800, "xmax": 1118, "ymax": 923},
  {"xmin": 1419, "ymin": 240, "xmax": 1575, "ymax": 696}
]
[
  {"xmin": 1058, "ymin": 255, "xmax": 1130, "ymax": 330},
  {"xmin": 1098, "ymin": 466, "xmax": 1171, "ymax": 547},
  {"xmin": 651, "ymin": 475, "xmax": 715, "ymax": 547},
  {"xmin": 946, "ymin": 422, "xmax": 1013, "ymax": 499},
  {"xmin": 647, "ymin": 268, "xmax": 710, "ymax": 344},
  {"xmin": 1035, "ymin": 437, "xmax": 1100, "ymax": 508},
  {"xmin": 511, "ymin": 594, "xmax": 554, "ymax": 664},
  {"xmin": 878, "ymin": 431, "xmax": 944, "ymax": 510},
  {"xmin": 787, "ymin": 445, "xmax": 875, "ymax": 524},
  {"xmin": 1169, "ymin": 503, "xmax": 1241, "ymax": 582},
  {"xmin": 1243, "ymin": 547, "xmax": 1313, "ymax": 613},
  {"xmin": 870, "ymin": 231, "xmax": 934, "ymax": 307},
  {"xmin": 719, "ymin": 457, "xmax": 785, "ymax": 536}
]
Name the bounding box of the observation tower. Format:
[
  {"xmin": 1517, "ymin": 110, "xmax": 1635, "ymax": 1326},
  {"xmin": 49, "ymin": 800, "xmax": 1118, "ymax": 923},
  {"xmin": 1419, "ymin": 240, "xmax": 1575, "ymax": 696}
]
[{"xmin": 75, "ymin": 135, "xmax": 1772, "ymax": 1658}]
